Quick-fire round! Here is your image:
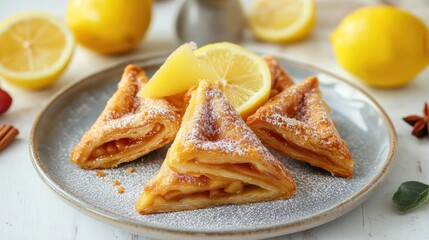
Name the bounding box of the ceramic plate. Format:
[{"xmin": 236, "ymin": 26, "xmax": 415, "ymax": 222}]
[{"xmin": 30, "ymin": 54, "xmax": 396, "ymax": 239}]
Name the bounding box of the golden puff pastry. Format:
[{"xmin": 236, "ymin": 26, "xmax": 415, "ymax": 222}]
[
  {"xmin": 135, "ymin": 80, "xmax": 296, "ymax": 214},
  {"xmin": 262, "ymin": 54, "xmax": 294, "ymax": 98},
  {"xmin": 247, "ymin": 76, "xmax": 354, "ymax": 178},
  {"xmin": 70, "ymin": 65, "xmax": 181, "ymax": 169}
]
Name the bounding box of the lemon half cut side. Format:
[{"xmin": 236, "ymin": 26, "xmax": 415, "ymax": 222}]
[
  {"xmin": 0, "ymin": 12, "xmax": 75, "ymax": 89},
  {"xmin": 248, "ymin": 0, "xmax": 316, "ymax": 43}
]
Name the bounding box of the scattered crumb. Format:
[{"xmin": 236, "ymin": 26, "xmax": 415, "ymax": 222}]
[
  {"xmin": 5, "ymin": 221, "xmax": 12, "ymax": 226},
  {"xmin": 95, "ymin": 170, "xmax": 106, "ymax": 178},
  {"xmin": 117, "ymin": 186, "xmax": 125, "ymax": 194},
  {"xmin": 112, "ymin": 180, "xmax": 121, "ymax": 186},
  {"xmin": 126, "ymin": 167, "xmax": 134, "ymax": 174}
]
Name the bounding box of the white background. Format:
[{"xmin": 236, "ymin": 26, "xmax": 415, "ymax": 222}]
[{"xmin": 1, "ymin": 0, "xmax": 429, "ymax": 239}]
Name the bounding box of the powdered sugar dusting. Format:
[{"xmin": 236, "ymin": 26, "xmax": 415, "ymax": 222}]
[
  {"xmin": 36, "ymin": 106, "xmax": 380, "ymax": 230},
  {"xmin": 98, "ymin": 68, "xmax": 179, "ymax": 131},
  {"xmin": 181, "ymin": 82, "xmax": 276, "ymax": 163},
  {"xmin": 32, "ymin": 59, "xmax": 392, "ymax": 233},
  {"xmin": 259, "ymin": 78, "xmax": 344, "ymax": 147},
  {"xmin": 100, "ymin": 99, "xmax": 179, "ymax": 131}
]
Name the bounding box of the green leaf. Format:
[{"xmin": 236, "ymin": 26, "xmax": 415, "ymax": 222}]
[{"xmin": 393, "ymin": 181, "xmax": 429, "ymax": 213}]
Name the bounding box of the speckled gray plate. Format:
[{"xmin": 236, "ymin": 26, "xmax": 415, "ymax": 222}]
[{"xmin": 30, "ymin": 54, "xmax": 396, "ymax": 240}]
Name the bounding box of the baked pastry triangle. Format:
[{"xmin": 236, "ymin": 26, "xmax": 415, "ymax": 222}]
[
  {"xmin": 135, "ymin": 80, "xmax": 296, "ymax": 214},
  {"xmin": 263, "ymin": 55, "xmax": 330, "ymax": 113},
  {"xmin": 262, "ymin": 54, "xmax": 294, "ymax": 98},
  {"xmin": 70, "ymin": 65, "xmax": 181, "ymax": 169},
  {"xmin": 247, "ymin": 76, "xmax": 354, "ymax": 178}
]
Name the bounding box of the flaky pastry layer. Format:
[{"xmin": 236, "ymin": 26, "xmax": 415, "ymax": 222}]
[
  {"xmin": 136, "ymin": 80, "xmax": 296, "ymax": 214},
  {"xmin": 247, "ymin": 76, "xmax": 354, "ymax": 178},
  {"xmin": 70, "ymin": 65, "xmax": 181, "ymax": 169}
]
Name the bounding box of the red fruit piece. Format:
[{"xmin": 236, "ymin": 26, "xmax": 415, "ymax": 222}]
[{"xmin": 0, "ymin": 88, "xmax": 12, "ymax": 114}]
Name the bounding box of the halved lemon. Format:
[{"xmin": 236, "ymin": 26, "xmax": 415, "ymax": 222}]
[
  {"xmin": 248, "ymin": 0, "xmax": 316, "ymax": 43},
  {"xmin": 142, "ymin": 42, "xmax": 271, "ymax": 118},
  {"xmin": 0, "ymin": 12, "xmax": 75, "ymax": 89}
]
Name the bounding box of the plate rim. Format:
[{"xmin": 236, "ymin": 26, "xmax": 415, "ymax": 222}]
[{"xmin": 29, "ymin": 52, "xmax": 397, "ymax": 238}]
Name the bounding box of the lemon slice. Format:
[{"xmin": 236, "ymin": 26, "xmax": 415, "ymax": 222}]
[
  {"xmin": 0, "ymin": 12, "xmax": 75, "ymax": 89},
  {"xmin": 248, "ymin": 0, "xmax": 316, "ymax": 43},
  {"xmin": 194, "ymin": 42, "xmax": 271, "ymax": 118}
]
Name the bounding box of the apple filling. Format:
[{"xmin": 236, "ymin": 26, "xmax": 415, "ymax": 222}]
[
  {"xmin": 90, "ymin": 124, "xmax": 164, "ymax": 159},
  {"xmin": 260, "ymin": 128, "xmax": 335, "ymax": 165},
  {"xmin": 91, "ymin": 138, "xmax": 131, "ymax": 158},
  {"xmin": 159, "ymin": 180, "xmax": 257, "ymax": 202}
]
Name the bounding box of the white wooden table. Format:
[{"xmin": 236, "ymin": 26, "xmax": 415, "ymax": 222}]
[{"xmin": 1, "ymin": 0, "xmax": 429, "ymax": 239}]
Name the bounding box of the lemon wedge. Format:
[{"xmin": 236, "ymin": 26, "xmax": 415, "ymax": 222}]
[
  {"xmin": 141, "ymin": 43, "xmax": 218, "ymax": 98},
  {"xmin": 0, "ymin": 12, "xmax": 75, "ymax": 89},
  {"xmin": 248, "ymin": 0, "xmax": 316, "ymax": 43}
]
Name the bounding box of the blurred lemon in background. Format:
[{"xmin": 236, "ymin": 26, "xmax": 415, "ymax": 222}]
[
  {"xmin": 66, "ymin": 0, "xmax": 152, "ymax": 55},
  {"xmin": 331, "ymin": 6, "xmax": 429, "ymax": 88},
  {"xmin": 0, "ymin": 12, "xmax": 75, "ymax": 89},
  {"xmin": 248, "ymin": 0, "xmax": 316, "ymax": 43}
]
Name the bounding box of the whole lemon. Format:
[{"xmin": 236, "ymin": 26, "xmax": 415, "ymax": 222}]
[
  {"xmin": 66, "ymin": 0, "xmax": 152, "ymax": 55},
  {"xmin": 331, "ymin": 6, "xmax": 429, "ymax": 88}
]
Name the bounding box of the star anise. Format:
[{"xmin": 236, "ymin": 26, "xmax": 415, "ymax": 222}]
[{"xmin": 403, "ymin": 102, "xmax": 429, "ymax": 138}]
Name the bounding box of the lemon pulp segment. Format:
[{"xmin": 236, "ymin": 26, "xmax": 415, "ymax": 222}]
[{"xmin": 141, "ymin": 43, "xmax": 218, "ymax": 98}]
